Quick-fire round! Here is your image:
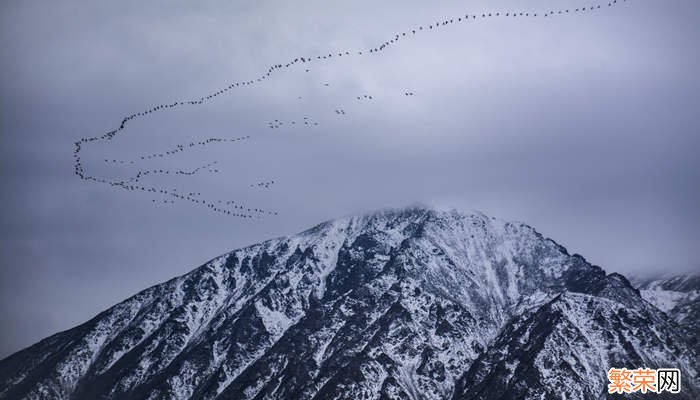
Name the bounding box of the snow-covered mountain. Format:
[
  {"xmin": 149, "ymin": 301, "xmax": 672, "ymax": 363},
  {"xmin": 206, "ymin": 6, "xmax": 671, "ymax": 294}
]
[
  {"xmin": 1, "ymin": 206, "xmax": 697, "ymax": 399},
  {"xmin": 635, "ymin": 274, "xmax": 699, "ymax": 353}
]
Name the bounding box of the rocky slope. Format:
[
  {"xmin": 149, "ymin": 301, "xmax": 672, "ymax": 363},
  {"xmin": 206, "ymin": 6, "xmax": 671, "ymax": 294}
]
[
  {"xmin": 635, "ymin": 274, "xmax": 699, "ymax": 353},
  {"xmin": 0, "ymin": 206, "xmax": 697, "ymax": 399}
]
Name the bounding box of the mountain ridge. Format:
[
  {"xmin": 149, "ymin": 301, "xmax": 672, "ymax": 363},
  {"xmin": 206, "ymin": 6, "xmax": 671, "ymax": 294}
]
[{"xmin": 1, "ymin": 206, "xmax": 697, "ymax": 399}]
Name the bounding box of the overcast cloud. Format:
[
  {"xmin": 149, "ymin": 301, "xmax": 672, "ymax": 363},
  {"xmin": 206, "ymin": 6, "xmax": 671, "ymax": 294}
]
[{"xmin": 1, "ymin": 0, "xmax": 699, "ymax": 358}]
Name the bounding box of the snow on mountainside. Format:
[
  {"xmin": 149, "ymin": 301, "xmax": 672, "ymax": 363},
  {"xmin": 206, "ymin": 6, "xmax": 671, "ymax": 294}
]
[
  {"xmin": 0, "ymin": 206, "xmax": 697, "ymax": 400},
  {"xmin": 635, "ymin": 274, "xmax": 699, "ymax": 352}
]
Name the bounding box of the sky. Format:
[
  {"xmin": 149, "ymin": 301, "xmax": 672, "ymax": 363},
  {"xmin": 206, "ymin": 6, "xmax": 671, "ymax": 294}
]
[{"xmin": 1, "ymin": 0, "xmax": 699, "ymax": 358}]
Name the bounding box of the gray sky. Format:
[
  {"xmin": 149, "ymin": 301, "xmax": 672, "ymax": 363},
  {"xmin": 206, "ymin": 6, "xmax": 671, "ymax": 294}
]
[{"xmin": 1, "ymin": 0, "xmax": 699, "ymax": 358}]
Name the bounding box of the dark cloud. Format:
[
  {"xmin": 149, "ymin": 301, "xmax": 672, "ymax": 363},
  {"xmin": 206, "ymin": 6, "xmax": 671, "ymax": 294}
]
[{"xmin": 1, "ymin": 0, "xmax": 699, "ymax": 357}]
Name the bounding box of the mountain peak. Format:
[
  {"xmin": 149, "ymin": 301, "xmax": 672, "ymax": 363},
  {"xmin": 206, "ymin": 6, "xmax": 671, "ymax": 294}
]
[{"xmin": 1, "ymin": 208, "xmax": 697, "ymax": 400}]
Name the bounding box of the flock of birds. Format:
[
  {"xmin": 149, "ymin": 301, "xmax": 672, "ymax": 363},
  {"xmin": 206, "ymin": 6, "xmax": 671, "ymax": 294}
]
[
  {"xmin": 103, "ymin": 136, "xmax": 251, "ymax": 165},
  {"xmin": 267, "ymin": 117, "xmax": 319, "ymax": 129},
  {"xmin": 73, "ymin": 0, "xmax": 631, "ymax": 219},
  {"xmin": 250, "ymin": 180, "xmax": 275, "ymax": 189}
]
